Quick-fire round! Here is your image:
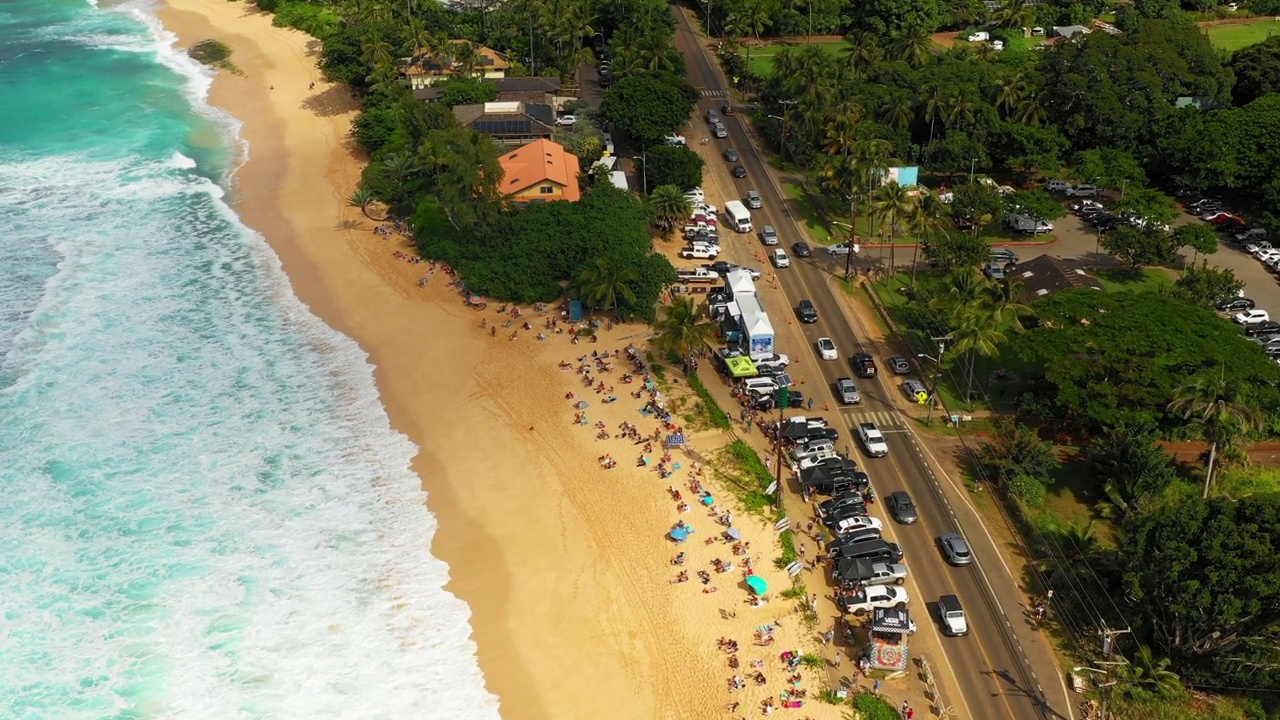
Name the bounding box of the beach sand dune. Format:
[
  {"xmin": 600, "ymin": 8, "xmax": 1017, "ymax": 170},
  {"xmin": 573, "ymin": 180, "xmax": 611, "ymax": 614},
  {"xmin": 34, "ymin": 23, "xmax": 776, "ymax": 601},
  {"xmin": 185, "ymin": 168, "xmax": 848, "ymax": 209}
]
[{"xmin": 159, "ymin": 2, "xmax": 849, "ymax": 718}]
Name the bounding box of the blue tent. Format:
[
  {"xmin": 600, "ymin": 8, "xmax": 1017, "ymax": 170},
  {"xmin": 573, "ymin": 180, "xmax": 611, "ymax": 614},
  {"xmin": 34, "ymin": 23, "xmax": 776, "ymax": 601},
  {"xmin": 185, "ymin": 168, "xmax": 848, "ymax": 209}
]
[{"xmin": 568, "ymin": 300, "xmax": 584, "ymax": 322}]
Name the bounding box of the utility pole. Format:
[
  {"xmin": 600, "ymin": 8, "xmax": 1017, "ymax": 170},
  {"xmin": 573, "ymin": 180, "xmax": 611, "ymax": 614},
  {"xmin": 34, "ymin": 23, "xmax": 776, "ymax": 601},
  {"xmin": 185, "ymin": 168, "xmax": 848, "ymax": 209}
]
[
  {"xmin": 779, "ymin": 100, "xmax": 796, "ymax": 164},
  {"xmin": 919, "ymin": 336, "xmax": 951, "ymax": 426},
  {"xmin": 1098, "ymin": 628, "xmax": 1131, "ymax": 720}
]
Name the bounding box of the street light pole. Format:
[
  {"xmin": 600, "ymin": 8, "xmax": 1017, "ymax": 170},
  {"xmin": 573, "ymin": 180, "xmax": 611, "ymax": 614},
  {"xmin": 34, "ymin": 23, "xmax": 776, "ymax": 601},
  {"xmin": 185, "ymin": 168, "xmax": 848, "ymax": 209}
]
[
  {"xmin": 917, "ymin": 336, "xmax": 951, "ymax": 426},
  {"xmin": 833, "ymin": 220, "xmax": 859, "ymax": 282},
  {"xmin": 632, "ymin": 154, "xmax": 647, "ymax": 195}
]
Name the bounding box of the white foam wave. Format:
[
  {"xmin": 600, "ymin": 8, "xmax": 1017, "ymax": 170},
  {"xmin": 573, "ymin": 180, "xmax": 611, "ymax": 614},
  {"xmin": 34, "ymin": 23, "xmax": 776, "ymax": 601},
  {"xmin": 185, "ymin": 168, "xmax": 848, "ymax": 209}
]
[{"xmin": 0, "ymin": 38, "xmax": 501, "ymax": 720}]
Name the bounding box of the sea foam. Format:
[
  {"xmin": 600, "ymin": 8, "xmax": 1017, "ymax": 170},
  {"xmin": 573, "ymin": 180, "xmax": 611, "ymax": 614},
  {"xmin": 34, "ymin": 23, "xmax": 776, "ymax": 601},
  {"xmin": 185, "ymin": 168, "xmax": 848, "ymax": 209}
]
[{"xmin": 0, "ymin": 2, "xmax": 502, "ymax": 718}]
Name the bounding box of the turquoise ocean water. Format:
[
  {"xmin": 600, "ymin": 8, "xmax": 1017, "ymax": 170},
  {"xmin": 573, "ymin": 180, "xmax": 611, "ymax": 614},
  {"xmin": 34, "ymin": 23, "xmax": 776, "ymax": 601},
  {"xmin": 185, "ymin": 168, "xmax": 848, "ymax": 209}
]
[{"xmin": 0, "ymin": 1, "xmax": 501, "ymax": 717}]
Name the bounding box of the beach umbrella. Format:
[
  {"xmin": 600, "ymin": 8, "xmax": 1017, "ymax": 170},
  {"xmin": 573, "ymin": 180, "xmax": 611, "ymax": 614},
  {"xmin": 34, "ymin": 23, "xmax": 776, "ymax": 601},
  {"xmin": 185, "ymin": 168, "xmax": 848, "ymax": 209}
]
[
  {"xmin": 669, "ymin": 527, "xmax": 689, "ymax": 542},
  {"xmin": 701, "ymin": 495, "xmax": 715, "ymax": 506},
  {"xmin": 746, "ymin": 576, "xmax": 768, "ymax": 595},
  {"xmin": 727, "ymin": 528, "xmax": 743, "ymax": 540}
]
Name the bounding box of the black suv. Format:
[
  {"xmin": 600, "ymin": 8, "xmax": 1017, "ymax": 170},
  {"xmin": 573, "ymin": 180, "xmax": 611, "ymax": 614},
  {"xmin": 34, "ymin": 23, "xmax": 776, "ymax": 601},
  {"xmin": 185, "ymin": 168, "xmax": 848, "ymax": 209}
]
[
  {"xmin": 797, "ymin": 299, "xmax": 818, "ymax": 323},
  {"xmin": 852, "ymin": 353, "xmax": 877, "ymax": 378}
]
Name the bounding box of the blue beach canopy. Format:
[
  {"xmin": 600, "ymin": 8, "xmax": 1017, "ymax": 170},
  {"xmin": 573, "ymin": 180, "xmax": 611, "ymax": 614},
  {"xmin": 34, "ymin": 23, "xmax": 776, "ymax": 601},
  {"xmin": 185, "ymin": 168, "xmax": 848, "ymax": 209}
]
[{"xmin": 746, "ymin": 576, "xmax": 768, "ymax": 595}]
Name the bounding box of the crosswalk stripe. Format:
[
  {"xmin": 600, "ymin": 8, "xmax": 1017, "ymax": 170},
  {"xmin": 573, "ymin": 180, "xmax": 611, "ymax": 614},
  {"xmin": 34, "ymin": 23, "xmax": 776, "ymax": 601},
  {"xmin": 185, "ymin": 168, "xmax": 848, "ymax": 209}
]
[
  {"xmin": 840, "ymin": 410, "xmax": 904, "ymax": 429},
  {"xmin": 699, "ymin": 89, "xmax": 724, "ymax": 97}
]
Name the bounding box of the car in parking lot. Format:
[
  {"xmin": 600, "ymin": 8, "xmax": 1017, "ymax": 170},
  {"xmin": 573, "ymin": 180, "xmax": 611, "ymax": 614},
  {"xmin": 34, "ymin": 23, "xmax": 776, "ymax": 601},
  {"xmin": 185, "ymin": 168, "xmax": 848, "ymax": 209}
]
[
  {"xmin": 835, "ymin": 377, "xmax": 861, "ymax": 404},
  {"xmin": 771, "ymin": 248, "xmax": 790, "ymax": 268},
  {"xmin": 792, "ymin": 242, "xmax": 812, "ymax": 258},
  {"xmin": 1046, "ymin": 179, "xmax": 1072, "ymax": 192},
  {"xmin": 760, "ymin": 225, "xmax": 779, "ymax": 245},
  {"xmin": 852, "ymin": 353, "xmax": 877, "ymax": 378},
  {"xmin": 1216, "ymin": 297, "xmax": 1255, "ymax": 312},
  {"xmin": 841, "ymin": 585, "xmax": 909, "ymax": 616},
  {"xmin": 1244, "ymin": 320, "xmax": 1280, "ymax": 337},
  {"xmin": 817, "ymin": 337, "xmax": 837, "ymax": 360},
  {"xmin": 554, "ymin": 114, "xmax": 577, "ymax": 126},
  {"xmin": 902, "ymin": 378, "xmax": 930, "ymax": 402},
  {"xmin": 1236, "ymin": 309, "xmax": 1271, "ymax": 325},
  {"xmin": 723, "ymin": 148, "xmax": 739, "ymax": 162},
  {"xmin": 937, "ymin": 532, "xmax": 974, "ymax": 566},
  {"xmin": 937, "ymin": 594, "xmax": 969, "ymax": 636},
  {"xmin": 797, "ymin": 299, "xmax": 818, "ymax": 323},
  {"xmin": 731, "ymin": 165, "xmax": 747, "ymax": 178},
  {"xmin": 707, "ymin": 261, "xmax": 762, "ymax": 280},
  {"xmin": 1065, "ymin": 184, "xmax": 1100, "ymax": 197},
  {"xmin": 887, "ymin": 355, "xmax": 911, "ymax": 374},
  {"xmin": 989, "ymin": 248, "xmax": 1019, "ymax": 264},
  {"xmin": 983, "ymin": 261, "xmax": 1007, "ymax": 280},
  {"xmin": 886, "ymin": 491, "xmax": 918, "ymax": 524},
  {"xmin": 831, "ymin": 536, "xmax": 903, "ymax": 563},
  {"xmin": 857, "ymin": 422, "xmax": 889, "ymax": 457},
  {"xmin": 818, "ymin": 491, "xmax": 866, "ymax": 519}
]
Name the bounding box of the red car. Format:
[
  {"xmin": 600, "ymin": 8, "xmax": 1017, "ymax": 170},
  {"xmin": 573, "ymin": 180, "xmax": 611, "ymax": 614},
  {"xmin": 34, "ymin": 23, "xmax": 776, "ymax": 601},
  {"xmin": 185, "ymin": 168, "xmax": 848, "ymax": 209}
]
[
  {"xmin": 722, "ymin": 104, "xmax": 736, "ymax": 116},
  {"xmin": 1209, "ymin": 213, "xmax": 1244, "ymax": 226}
]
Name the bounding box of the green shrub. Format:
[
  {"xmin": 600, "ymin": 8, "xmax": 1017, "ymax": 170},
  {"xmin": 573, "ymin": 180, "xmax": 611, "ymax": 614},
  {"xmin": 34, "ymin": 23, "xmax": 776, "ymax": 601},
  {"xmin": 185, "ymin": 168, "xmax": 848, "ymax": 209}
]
[
  {"xmin": 1007, "ymin": 473, "xmax": 1049, "ymax": 506},
  {"xmin": 687, "ymin": 372, "xmax": 731, "ymax": 429},
  {"xmin": 853, "ymin": 692, "xmax": 900, "ymax": 720}
]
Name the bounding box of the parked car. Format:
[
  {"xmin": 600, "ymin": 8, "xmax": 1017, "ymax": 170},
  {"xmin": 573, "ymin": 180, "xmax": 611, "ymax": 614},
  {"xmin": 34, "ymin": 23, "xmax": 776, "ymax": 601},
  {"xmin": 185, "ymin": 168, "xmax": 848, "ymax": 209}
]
[
  {"xmin": 836, "ymin": 560, "xmax": 907, "ymax": 587},
  {"xmin": 1244, "ymin": 320, "xmax": 1280, "ymax": 337},
  {"xmin": 1236, "ymin": 228, "xmax": 1268, "ymax": 243},
  {"xmin": 886, "ymin": 491, "xmax": 918, "ymax": 524},
  {"xmin": 723, "ymin": 147, "xmax": 739, "ymax": 162},
  {"xmin": 937, "ymin": 532, "xmax": 974, "ymax": 566},
  {"xmin": 832, "ymin": 537, "xmax": 904, "ymax": 563},
  {"xmin": 771, "ymin": 248, "xmax": 790, "ymax": 268},
  {"xmin": 983, "ymin": 261, "xmax": 1007, "ymax": 280},
  {"xmin": 817, "ymin": 337, "xmax": 837, "ymax": 360},
  {"xmin": 1046, "ymin": 180, "xmax": 1072, "ymax": 192},
  {"xmin": 841, "ymin": 585, "xmax": 910, "ymax": 616},
  {"xmin": 887, "ymin": 355, "xmax": 911, "ymax": 374},
  {"xmin": 990, "ymin": 248, "xmax": 1019, "ymax": 263},
  {"xmin": 818, "ymin": 493, "xmax": 866, "ymax": 519},
  {"xmin": 902, "ymin": 379, "xmax": 930, "ymax": 402},
  {"xmin": 1202, "ymin": 210, "xmax": 1238, "ymax": 222},
  {"xmin": 1071, "ymin": 199, "xmax": 1103, "ymax": 213},
  {"xmin": 827, "ymin": 242, "xmax": 854, "ymax": 255},
  {"xmin": 760, "ymin": 225, "xmax": 779, "ymax": 245},
  {"xmin": 967, "ymin": 31, "xmax": 990, "ymax": 41},
  {"xmin": 1236, "ymin": 309, "xmax": 1271, "ymax": 325},
  {"xmin": 752, "ymin": 352, "xmax": 790, "ymax": 369},
  {"xmin": 857, "ymin": 422, "xmax": 889, "ymax": 457},
  {"xmin": 1211, "ymin": 214, "xmax": 1245, "ymax": 227},
  {"xmin": 731, "ymin": 165, "xmax": 747, "ymax": 178},
  {"xmin": 852, "ymin": 353, "xmax": 877, "ymax": 378},
  {"xmin": 663, "ymin": 133, "xmax": 687, "ymax": 146},
  {"xmin": 554, "ymin": 114, "xmax": 577, "ymax": 126},
  {"xmin": 792, "ymin": 242, "xmax": 812, "ymax": 258},
  {"xmin": 835, "ymin": 377, "xmax": 861, "ymax": 405},
  {"xmin": 937, "ymin": 594, "xmax": 969, "ymax": 636},
  {"xmin": 1216, "ymin": 297, "xmax": 1255, "ymax": 312},
  {"xmin": 679, "ymin": 246, "xmax": 719, "ymax": 259},
  {"xmin": 797, "ymin": 299, "xmax": 818, "ymax": 323},
  {"xmin": 1065, "ymin": 184, "xmax": 1100, "ymax": 197},
  {"xmin": 708, "ymin": 261, "xmax": 762, "ymax": 280},
  {"xmin": 745, "ymin": 190, "xmax": 762, "ymax": 209}
]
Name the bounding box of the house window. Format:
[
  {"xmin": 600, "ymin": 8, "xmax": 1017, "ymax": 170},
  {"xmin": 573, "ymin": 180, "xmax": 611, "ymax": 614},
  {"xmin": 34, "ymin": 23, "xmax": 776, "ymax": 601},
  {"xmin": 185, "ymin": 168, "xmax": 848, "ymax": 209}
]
[{"xmin": 539, "ymin": 185, "xmax": 555, "ymax": 194}]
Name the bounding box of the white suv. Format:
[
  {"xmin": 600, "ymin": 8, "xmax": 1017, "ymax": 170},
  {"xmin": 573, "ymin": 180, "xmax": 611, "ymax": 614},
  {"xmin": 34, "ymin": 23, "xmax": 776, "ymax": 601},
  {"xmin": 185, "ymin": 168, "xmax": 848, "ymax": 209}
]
[
  {"xmin": 1066, "ymin": 184, "xmax": 1100, "ymax": 197},
  {"xmin": 858, "ymin": 422, "xmax": 889, "ymax": 457}
]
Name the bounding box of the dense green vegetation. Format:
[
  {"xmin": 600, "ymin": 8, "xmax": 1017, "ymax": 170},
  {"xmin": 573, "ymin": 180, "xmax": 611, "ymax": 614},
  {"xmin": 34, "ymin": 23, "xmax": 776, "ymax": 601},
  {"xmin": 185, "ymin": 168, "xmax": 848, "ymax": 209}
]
[{"xmin": 261, "ymin": 0, "xmax": 691, "ymax": 316}]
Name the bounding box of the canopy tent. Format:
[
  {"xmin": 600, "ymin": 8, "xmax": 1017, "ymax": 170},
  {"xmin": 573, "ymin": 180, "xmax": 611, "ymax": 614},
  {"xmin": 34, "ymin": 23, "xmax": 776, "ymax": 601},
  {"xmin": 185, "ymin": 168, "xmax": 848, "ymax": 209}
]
[
  {"xmin": 568, "ymin": 300, "xmax": 584, "ymax": 322},
  {"xmin": 734, "ymin": 293, "xmax": 775, "ymax": 355},
  {"xmin": 872, "ymin": 607, "xmax": 912, "ymax": 635},
  {"xmin": 834, "ymin": 558, "xmax": 876, "ymax": 583},
  {"xmin": 724, "ymin": 268, "xmax": 757, "ymax": 297},
  {"xmin": 745, "ymin": 575, "xmax": 768, "ymax": 595},
  {"xmin": 726, "ymin": 528, "xmax": 743, "ymax": 540},
  {"xmin": 725, "ymin": 356, "xmax": 758, "ymax": 378},
  {"xmin": 665, "ymin": 433, "xmax": 686, "ymax": 447}
]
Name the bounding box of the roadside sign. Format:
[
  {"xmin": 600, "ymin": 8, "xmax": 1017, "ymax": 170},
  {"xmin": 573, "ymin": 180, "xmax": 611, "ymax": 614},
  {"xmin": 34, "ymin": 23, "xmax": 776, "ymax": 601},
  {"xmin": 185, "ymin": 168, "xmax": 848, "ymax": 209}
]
[{"xmin": 915, "ymin": 391, "xmax": 928, "ymax": 404}]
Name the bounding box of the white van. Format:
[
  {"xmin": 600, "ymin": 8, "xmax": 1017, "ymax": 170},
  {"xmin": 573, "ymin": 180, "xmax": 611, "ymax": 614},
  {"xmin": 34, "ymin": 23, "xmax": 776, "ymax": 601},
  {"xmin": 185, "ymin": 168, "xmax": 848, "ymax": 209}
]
[{"xmin": 967, "ymin": 31, "xmax": 989, "ymax": 42}]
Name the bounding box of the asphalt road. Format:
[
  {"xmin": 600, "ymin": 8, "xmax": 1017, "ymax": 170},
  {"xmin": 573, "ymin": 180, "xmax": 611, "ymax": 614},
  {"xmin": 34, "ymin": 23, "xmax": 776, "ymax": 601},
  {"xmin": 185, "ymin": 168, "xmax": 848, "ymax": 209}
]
[{"xmin": 667, "ymin": 8, "xmax": 1072, "ymax": 719}]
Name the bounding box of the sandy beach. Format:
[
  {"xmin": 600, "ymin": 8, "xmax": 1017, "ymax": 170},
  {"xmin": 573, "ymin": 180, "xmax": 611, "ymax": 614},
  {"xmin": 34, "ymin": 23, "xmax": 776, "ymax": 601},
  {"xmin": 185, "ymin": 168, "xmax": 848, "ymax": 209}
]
[{"xmin": 156, "ymin": 2, "xmax": 851, "ymax": 718}]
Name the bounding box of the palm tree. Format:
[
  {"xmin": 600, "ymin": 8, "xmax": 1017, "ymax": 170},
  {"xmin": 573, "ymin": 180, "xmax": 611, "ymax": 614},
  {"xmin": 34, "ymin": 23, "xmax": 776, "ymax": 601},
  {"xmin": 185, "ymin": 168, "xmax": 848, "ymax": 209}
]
[
  {"xmin": 992, "ymin": 73, "xmax": 1027, "ymax": 118},
  {"xmin": 1054, "ymin": 520, "xmax": 1098, "ymax": 564},
  {"xmin": 871, "ymin": 180, "xmax": 916, "ymax": 274},
  {"xmin": 907, "ymin": 192, "xmax": 949, "ymax": 286},
  {"xmin": 921, "ymin": 86, "xmax": 946, "ymax": 144},
  {"xmin": 381, "ymin": 151, "xmax": 416, "ymax": 202},
  {"xmin": 652, "ymin": 296, "xmax": 717, "ymax": 369},
  {"xmin": 878, "ymin": 92, "xmax": 914, "ymax": 132},
  {"xmin": 577, "ymin": 257, "xmax": 638, "ymax": 320},
  {"xmin": 347, "ymin": 187, "xmax": 387, "ymax": 221},
  {"xmin": 980, "ymin": 277, "xmax": 1033, "ymax": 329},
  {"xmin": 647, "ymin": 185, "xmax": 693, "ymax": 234},
  {"xmin": 997, "ymin": 0, "xmax": 1037, "ymax": 30},
  {"xmin": 892, "ymin": 26, "xmax": 934, "ymax": 68},
  {"xmin": 1115, "ymin": 644, "xmax": 1182, "ymax": 700},
  {"xmin": 951, "ymin": 308, "xmax": 1007, "ymax": 405},
  {"xmin": 841, "ymin": 29, "xmax": 881, "ymax": 78},
  {"xmin": 1014, "ymin": 95, "xmax": 1047, "ymax": 127},
  {"xmin": 1167, "ymin": 371, "xmax": 1264, "ymax": 498},
  {"xmin": 943, "ymin": 87, "xmax": 977, "ymax": 131}
]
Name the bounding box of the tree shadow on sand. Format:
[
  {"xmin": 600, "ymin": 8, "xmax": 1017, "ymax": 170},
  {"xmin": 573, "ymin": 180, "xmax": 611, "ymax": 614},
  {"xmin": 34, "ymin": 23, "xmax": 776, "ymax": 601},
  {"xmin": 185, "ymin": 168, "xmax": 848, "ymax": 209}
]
[{"xmin": 301, "ymin": 84, "xmax": 356, "ymax": 118}]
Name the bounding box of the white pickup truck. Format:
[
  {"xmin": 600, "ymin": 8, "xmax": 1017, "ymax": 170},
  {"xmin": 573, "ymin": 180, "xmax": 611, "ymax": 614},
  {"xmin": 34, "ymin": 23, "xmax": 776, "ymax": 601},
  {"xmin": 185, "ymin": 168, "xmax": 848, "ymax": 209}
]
[
  {"xmin": 675, "ymin": 267, "xmax": 719, "ymax": 282},
  {"xmin": 841, "ymin": 585, "xmax": 909, "ymax": 616}
]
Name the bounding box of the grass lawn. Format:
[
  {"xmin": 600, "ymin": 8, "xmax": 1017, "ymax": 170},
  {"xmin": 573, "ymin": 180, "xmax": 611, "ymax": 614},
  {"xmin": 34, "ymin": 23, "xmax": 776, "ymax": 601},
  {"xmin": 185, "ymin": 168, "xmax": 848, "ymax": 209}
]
[
  {"xmin": 1216, "ymin": 466, "xmax": 1280, "ymax": 497},
  {"xmin": 1095, "ymin": 266, "xmax": 1173, "ymax": 293},
  {"xmin": 782, "ymin": 181, "xmax": 832, "ymax": 243},
  {"xmin": 1203, "ymin": 19, "xmax": 1280, "ymax": 51},
  {"xmin": 745, "ymin": 40, "xmax": 846, "ymax": 77}
]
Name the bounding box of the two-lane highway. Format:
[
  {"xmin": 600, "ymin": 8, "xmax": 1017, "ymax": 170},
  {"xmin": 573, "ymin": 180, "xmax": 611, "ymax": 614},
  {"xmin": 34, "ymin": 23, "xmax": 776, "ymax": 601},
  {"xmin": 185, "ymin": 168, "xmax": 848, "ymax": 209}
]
[{"xmin": 666, "ymin": 6, "xmax": 1071, "ymax": 719}]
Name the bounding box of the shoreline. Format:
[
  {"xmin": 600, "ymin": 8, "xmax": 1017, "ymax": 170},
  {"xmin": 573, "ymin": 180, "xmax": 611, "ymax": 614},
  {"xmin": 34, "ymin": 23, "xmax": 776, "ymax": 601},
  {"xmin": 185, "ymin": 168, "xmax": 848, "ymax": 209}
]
[{"xmin": 154, "ymin": 3, "xmax": 840, "ymax": 719}]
